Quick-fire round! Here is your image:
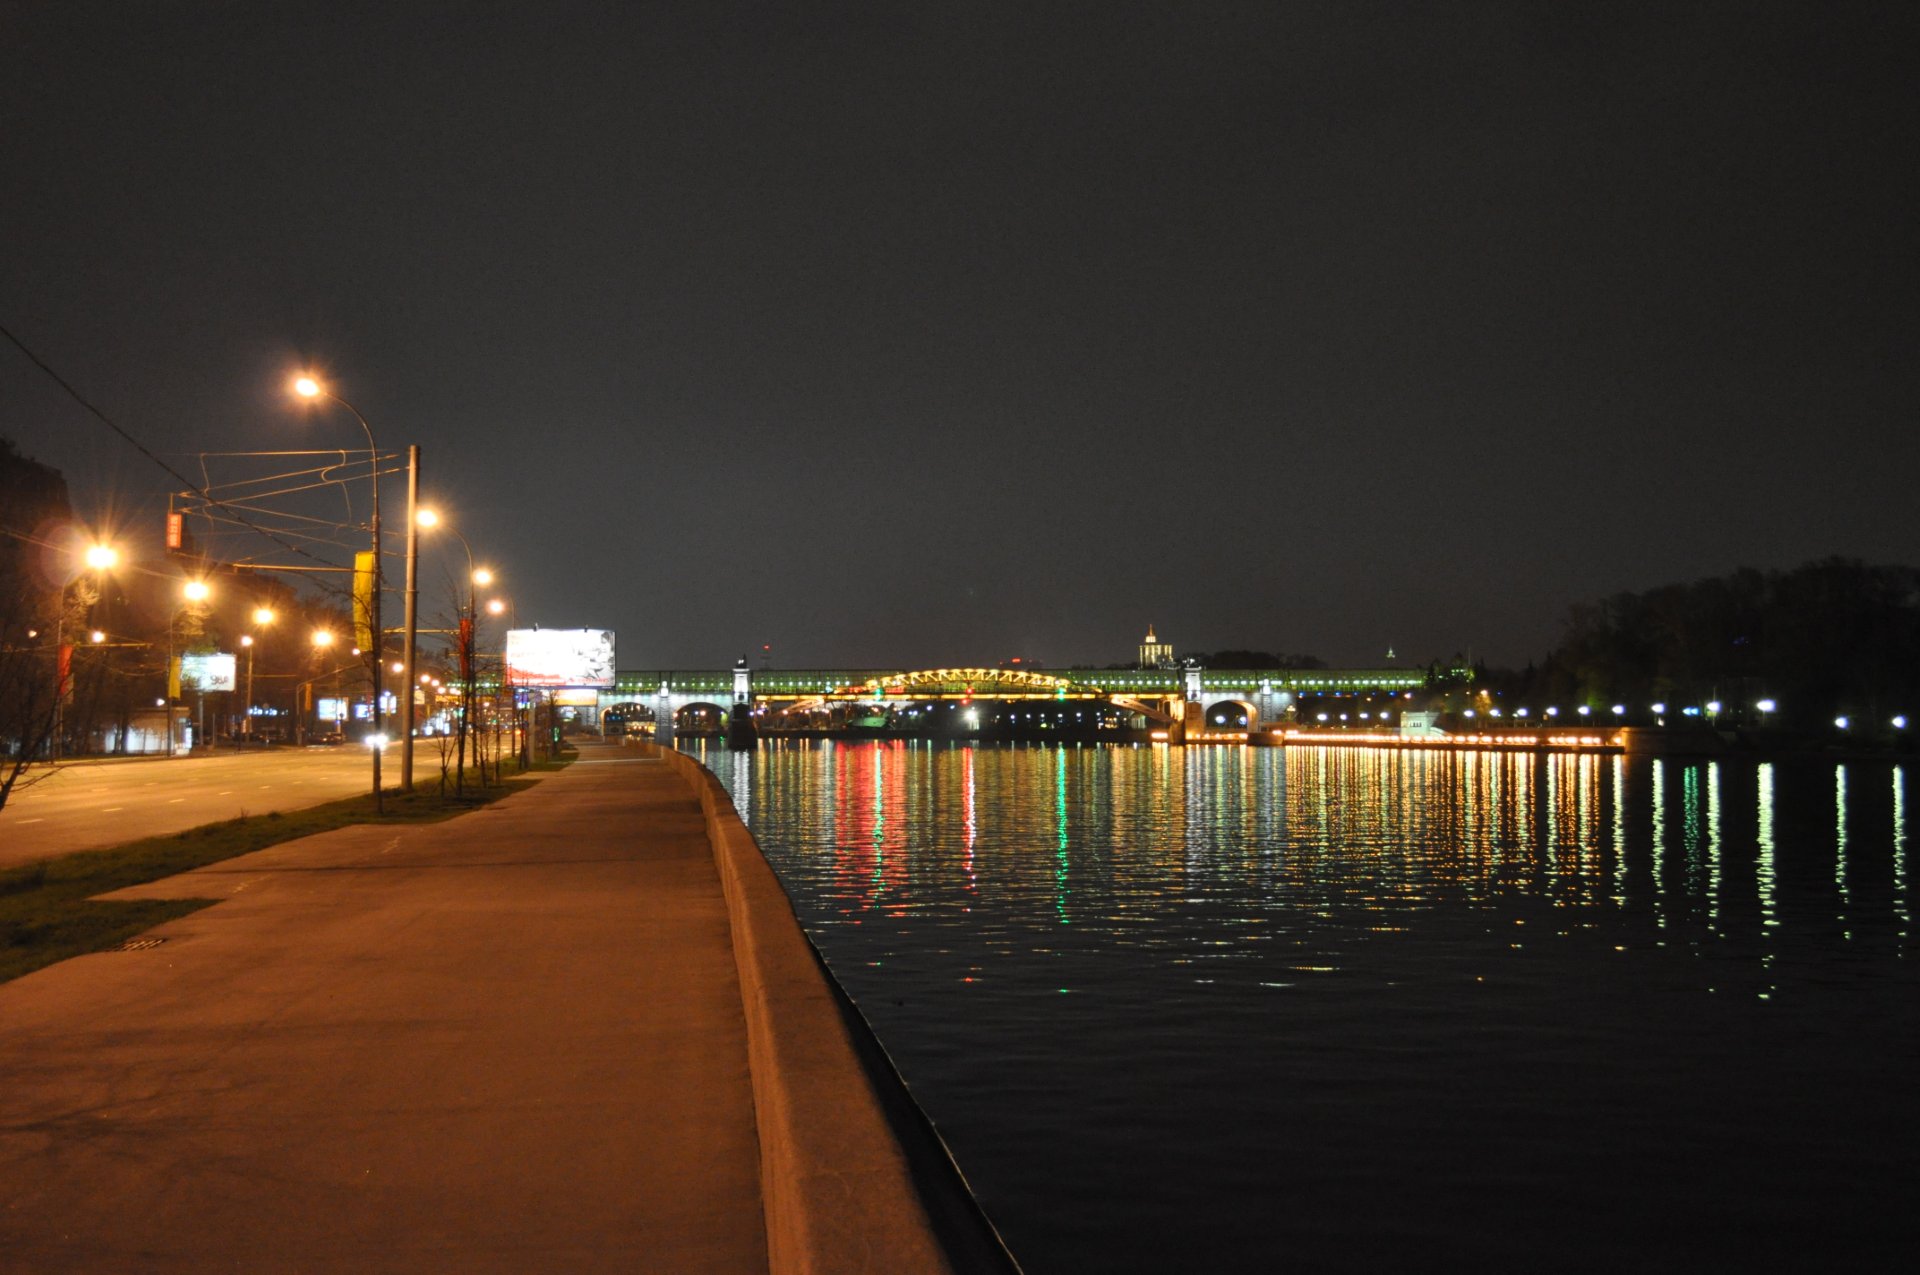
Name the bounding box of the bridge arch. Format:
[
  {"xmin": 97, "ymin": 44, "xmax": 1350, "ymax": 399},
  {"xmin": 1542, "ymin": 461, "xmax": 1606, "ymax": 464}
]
[
  {"xmin": 1203, "ymin": 699, "xmax": 1256, "ymax": 729},
  {"xmin": 843, "ymin": 668, "xmax": 1107, "ymax": 699},
  {"xmin": 601, "ymin": 701, "xmax": 653, "ymax": 737},
  {"xmin": 674, "ymin": 701, "xmax": 729, "ymax": 735}
]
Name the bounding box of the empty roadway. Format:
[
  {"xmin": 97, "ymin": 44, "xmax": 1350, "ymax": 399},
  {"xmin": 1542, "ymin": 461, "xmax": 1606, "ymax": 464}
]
[{"xmin": 0, "ymin": 745, "xmax": 420, "ymax": 868}]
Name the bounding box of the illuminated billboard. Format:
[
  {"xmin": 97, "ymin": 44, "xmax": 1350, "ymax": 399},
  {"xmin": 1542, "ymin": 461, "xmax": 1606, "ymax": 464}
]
[
  {"xmin": 505, "ymin": 628, "xmax": 615, "ymax": 688},
  {"xmin": 552, "ymin": 688, "xmax": 601, "ymax": 707},
  {"xmin": 179, "ymin": 652, "xmax": 236, "ymax": 692}
]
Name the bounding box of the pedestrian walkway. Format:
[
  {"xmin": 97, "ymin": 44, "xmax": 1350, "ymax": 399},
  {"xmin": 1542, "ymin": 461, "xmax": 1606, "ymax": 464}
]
[{"xmin": 0, "ymin": 746, "xmax": 767, "ymax": 1271}]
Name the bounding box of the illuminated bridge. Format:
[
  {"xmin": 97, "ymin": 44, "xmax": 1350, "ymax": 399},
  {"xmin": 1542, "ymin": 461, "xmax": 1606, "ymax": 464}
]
[{"xmin": 597, "ymin": 664, "xmax": 1427, "ymax": 742}]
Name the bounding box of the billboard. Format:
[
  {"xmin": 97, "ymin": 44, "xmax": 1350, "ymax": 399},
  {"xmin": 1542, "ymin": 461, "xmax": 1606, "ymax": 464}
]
[
  {"xmin": 505, "ymin": 628, "xmax": 615, "ymax": 688},
  {"xmin": 552, "ymin": 688, "xmax": 601, "ymax": 707},
  {"xmin": 179, "ymin": 652, "xmax": 237, "ymax": 692}
]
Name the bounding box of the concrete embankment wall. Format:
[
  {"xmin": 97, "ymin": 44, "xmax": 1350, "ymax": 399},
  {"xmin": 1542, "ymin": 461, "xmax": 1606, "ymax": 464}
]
[{"xmin": 657, "ymin": 746, "xmax": 1019, "ymax": 1275}]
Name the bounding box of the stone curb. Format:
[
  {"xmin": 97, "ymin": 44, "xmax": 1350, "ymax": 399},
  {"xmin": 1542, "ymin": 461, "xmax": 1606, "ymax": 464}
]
[{"xmin": 658, "ymin": 747, "xmax": 963, "ymax": 1274}]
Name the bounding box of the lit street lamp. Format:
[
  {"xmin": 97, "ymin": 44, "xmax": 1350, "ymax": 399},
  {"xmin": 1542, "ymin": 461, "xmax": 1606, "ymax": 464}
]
[
  {"xmin": 416, "ymin": 507, "xmax": 499, "ymax": 793},
  {"xmin": 242, "ymin": 607, "xmax": 275, "ymax": 739},
  {"xmin": 295, "ymin": 373, "xmax": 418, "ymax": 811},
  {"xmin": 51, "ymin": 541, "xmax": 117, "ymax": 761},
  {"xmin": 167, "ymin": 578, "xmax": 212, "ymax": 758}
]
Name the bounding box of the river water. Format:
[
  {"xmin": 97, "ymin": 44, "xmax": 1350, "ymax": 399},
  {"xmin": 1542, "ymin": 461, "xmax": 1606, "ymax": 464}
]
[{"xmin": 681, "ymin": 739, "xmax": 1916, "ymax": 1272}]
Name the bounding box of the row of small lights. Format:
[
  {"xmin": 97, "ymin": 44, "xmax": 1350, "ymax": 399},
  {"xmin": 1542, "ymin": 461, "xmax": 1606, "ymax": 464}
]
[{"xmin": 1464, "ymin": 701, "xmax": 1906, "ymax": 731}]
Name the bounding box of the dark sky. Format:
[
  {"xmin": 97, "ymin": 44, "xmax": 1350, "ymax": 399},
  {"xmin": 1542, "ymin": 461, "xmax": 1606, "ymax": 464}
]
[{"xmin": 5, "ymin": 1, "xmax": 1914, "ymax": 669}]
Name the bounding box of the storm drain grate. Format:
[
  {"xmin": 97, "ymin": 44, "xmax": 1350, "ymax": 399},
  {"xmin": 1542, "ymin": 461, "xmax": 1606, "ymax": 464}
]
[{"xmin": 113, "ymin": 937, "xmax": 167, "ymax": 952}]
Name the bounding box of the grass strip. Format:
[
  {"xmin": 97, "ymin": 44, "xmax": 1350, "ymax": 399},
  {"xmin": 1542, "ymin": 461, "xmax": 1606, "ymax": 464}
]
[{"xmin": 0, "ymin": 775, "xmax": 540, "ymax": 986}]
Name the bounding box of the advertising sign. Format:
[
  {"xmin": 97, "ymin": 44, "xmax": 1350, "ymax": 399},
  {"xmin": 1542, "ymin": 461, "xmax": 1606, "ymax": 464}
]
[
  {"xmin": 552, "ymin": 688, "xmax": 601, "ymax": 707},
  {"xmin": 505, "ymin": 628, "xmax": 615, "ymax": 688},
  {"xmin": 352, "ymin": 551, "xmax": 376, "ymax": 650},
  {"xmin": 317, "ymin": 697, "xmax": 349, "ymax": 721},
  {"xmin": 179, "ymin": 652, "xmax": 237, "ymax": 692}
]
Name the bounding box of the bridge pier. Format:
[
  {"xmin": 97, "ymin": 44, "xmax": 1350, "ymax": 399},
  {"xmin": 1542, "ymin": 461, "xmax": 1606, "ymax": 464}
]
[
  {"xmin": 653, "ymin": 683, "xmax": 675, "ymax": 745},
  {"xmin": 726, "ymin": 657, "xmax": 759, "ymax": 750}
]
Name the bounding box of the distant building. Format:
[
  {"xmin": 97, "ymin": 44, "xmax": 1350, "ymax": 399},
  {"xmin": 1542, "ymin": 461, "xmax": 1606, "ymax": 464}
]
[{"xmin": 1139, "ymin": 625, "xmax": 1174, "ymax": 669}]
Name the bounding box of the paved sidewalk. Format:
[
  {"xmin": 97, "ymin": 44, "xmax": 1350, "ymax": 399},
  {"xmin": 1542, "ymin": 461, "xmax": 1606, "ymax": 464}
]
[{"xmin": 0, "ymin": 745, "xmax": 766, "ymax": 1272}]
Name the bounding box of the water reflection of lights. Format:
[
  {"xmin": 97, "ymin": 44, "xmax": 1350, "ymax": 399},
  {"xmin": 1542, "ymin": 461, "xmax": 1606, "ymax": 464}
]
[
  {"xmin": 686, "ymin": 739, "xmax": 1914, "ymax": 996},
  {"xmin": 1278, "ymin": 729, "xmax": 1621, "ymax": 751}
]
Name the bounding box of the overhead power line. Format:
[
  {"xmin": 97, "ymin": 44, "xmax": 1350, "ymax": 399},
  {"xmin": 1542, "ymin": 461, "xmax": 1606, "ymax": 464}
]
[{"xmin": 0, "ymin": 318, "xmax": 369, "ymax": 588}]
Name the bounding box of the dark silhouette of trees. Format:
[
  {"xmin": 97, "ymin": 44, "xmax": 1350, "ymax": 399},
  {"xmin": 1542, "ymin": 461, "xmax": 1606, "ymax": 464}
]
[
  {"xmin": 1540, "ymin": 558, "xmax": 1918, "ymax": 728},
  {"xmin": 2, "ymin": 438, "xmax": 75, "ymax": 806}
]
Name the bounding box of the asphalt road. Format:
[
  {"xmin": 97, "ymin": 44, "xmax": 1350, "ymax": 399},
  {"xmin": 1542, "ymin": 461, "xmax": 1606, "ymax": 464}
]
[{"xmin": 0, "ymin": 745, "xmax": 421, "ymax": 868}]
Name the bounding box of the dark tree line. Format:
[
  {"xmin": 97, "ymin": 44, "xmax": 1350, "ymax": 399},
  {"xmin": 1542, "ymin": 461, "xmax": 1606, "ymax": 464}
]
[
  {"xmin": 1501, "ymin": 558, "xmax": 1918, "ymax": 730},
  {"xmin": 1, "ymin": 437, "xmax": 74, "ymax": 804}
]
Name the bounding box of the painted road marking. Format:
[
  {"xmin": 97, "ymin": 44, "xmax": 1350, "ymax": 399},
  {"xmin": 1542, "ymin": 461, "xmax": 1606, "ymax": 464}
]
[
  {"xmin": 168, "ymin": 798, "xmax": 186, "ymax": 804},
  {"xmin": 218, "ymin": 790, "xmax": 234, "ymax": 795},
  {"xmin": 101, "ymin": 807, "xmax": 123, "ymax": 813},
  {"xmin": 15, "ymin": 818, "xmax": 44, "ymax": 825}
]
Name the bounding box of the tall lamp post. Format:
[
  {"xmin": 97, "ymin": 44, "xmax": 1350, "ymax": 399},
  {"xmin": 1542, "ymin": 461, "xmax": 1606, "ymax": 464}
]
[
  {"xmin": 240, "ymin": 606, "xmax": 275, "ymax": 740},
  {"xmin": 51, "ymin": 542, "xmax": 118, "ymax": 761},
  {"xmin": 294, "ymin": 374, "xmax": 393, "ymax": 811},
  {"xmin": 416, "ymin": 508, "xmax": 498, "ymax": 794},
  {"xmin": 166, "ymin": 578, "xmax": 212, "ymax": 758}
]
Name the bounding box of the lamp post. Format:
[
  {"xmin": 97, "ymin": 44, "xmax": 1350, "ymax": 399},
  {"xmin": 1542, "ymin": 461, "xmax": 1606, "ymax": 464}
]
[
  {"xmin": 51, "ymin": 542, "xmax": 118, "ymax": 761},
  {"xmin": 166, "ymin": 578, "xmax": 212, "ymax": 758},
  {"xmin": 241, "ymin": 606, "xmax": 275, "ymax": 740},
  {"xmin": 415, "ymin": 509, "xmax": 498, "ymax": 794},
  {"xmin": 301, "ymin": 628, "xmax": 338, "ymax": 745},
  {"xmin": 294, "ymin": 374, "xmax": 391, "ymax": 811}
]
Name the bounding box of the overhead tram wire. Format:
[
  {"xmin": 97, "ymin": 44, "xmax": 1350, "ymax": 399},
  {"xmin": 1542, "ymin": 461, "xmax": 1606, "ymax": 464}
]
[{"xmin": 0, "ymin": 320, "xmax": 384, "ymax": 587}]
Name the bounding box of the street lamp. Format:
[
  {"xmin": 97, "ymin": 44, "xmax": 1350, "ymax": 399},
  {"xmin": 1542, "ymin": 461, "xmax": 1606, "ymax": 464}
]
[
  {"xmin": 167, "ymin": 579, "xmax": 212, "ymax": 758},
  {"xmin": 297, "ymin": 628, "xmax": 342, "ymax": 745},
  {"xmin": 416, "ymin": 507, "xmax": 499, "ymax": 793},
  {"xmin": 295, "ymin": 373, "xmax": 409, "ymax": 812},
  {"xmin": 241, "ymin": 607, "xmax": 275, "ymax": 739},
  {"xmin": 50, "ymin": 541, "xmax": 118, "ymax": 761}
]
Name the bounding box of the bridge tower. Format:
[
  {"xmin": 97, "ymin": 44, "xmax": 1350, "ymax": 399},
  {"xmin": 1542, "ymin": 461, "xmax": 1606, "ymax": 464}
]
[
  {"xmin": 1254, "ymin": 679, "xmax": 1288, "ymax": 730},
  {"xmin": 727, "ymin": 656, "xmax": 758, "ymax": 750},
  {"xmin": 652, "ymin": 679, "xmax": 675, "ymax": 745}
]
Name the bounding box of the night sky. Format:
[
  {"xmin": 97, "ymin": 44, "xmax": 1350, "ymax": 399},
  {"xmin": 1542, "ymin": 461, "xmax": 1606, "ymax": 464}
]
[{"xmin": 5, "ymin": 2, "xmax": 1914, "ymax": 670}]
